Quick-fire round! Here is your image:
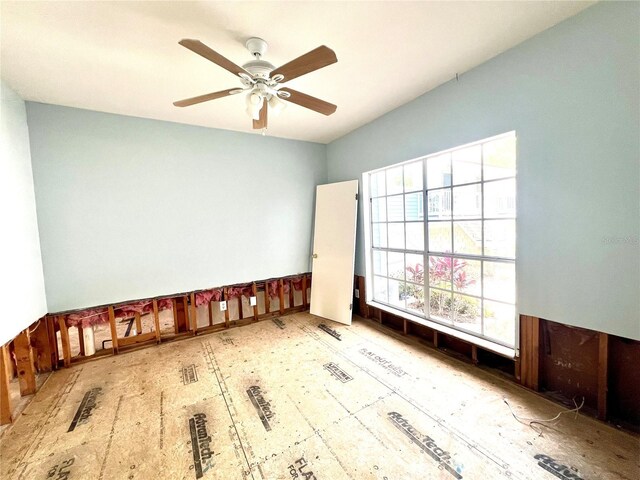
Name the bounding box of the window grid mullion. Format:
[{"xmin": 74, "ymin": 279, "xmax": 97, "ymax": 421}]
[
  {"xmin": 423, "ymin": 157, "xmax": 430, "ymax": 320},
  {"xmin": 367, "ymin": 133, "xmax": 515, "ymax": 347},
  {"xmin": 480, "ymin": 142, "xmax": 486, "ymax": 336}
]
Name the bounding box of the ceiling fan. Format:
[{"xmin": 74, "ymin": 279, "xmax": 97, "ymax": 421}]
[{"xmin": 173, "ymin": 37, "xmax": 338, "ymax": 131}]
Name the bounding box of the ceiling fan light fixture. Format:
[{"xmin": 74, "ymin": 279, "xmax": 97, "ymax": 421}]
[
  {"xmin": 268, "ymin": 95, "xmax": 286, "ymax": 116},
  {"xmin": 246, "ymin": 91, "xmax": 264, "ymax": 119}
]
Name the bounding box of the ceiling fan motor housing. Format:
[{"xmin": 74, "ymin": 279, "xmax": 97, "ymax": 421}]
[
  {"xmin": 243, "ymin": 37, "xmax": 274, "ymax": 79},
  {"xmin": 242, "ymin": 59, "xmax": 275, "ymax": 79}
]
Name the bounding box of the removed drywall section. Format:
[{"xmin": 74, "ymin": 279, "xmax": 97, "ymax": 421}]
[
  {"xmin": 0, "ymin": 81, "xmax": 48, "ymax": 345},
  {"xmin": 26, "ymin": 103, "xmax": 327, "ymax": 312},
  {"xmin": 326, "ymin": 2, "xmax": 640, "ymax": 340}
]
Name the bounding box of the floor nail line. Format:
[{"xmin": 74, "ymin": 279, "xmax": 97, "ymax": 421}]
[
  {"xmin": 300, "ymin": 324, "xmax": 521, "ymax": 478},
  {"xmin": 202, "ymin": 341, "xmax": 257, "ymax": 480}
]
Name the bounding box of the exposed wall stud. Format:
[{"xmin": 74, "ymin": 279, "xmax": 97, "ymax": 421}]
[
  {"xmin": 190, "ymin": 293, "xmax": 198, "ymax": 335},
  {"xmin": 358, "ymin": 276, "xmax": 369, "ymax": 318},
  {"xmin": 279, "ymin": 279, "xmax": 285, "ymax": 315},
  {"xmin": 152, "ymin": 300, "xmax": 161, "ymax": 343},
  {"xmin": 223, "ymin": 288, "xmax": 230, "ymax": 328},
  {"xmin": 77, "ymin": 326, "xmax": 85, "ymax": 356},
  {"xmin": 135, "ymin": 312, "xmax": 142, "ymax": 335},
  {"xmin": 48, "ymin": 317, "xmax": 60, "ymax": 369},
  {"xmin": 172, "ymin": 299, "xmax": 179, "ymax": 333},
  {"xmin": 598, "ymin": 333, "xmax": 609, "ymax": 420},
  {"xmin": 252, "ymin": 283, "xmax": 259, "ymax": 321},
  {"xmin": 108, "ymin": 306, "xmax": 119, "ymax": 354},
  {"xmin": 520, "ymin": 315, "xmax": 540, "ymax": 391},
  {"xmin": 0, "ymin": 345, "xmax": 12, "ymax": 425},
  {"xmin": 14, "ymin": 331, "xmax": 37, "ymax": 395},
  {"xmin": 264, "ymin": 283, "xmax": 271, "ymax": 314},
  {"xmin": 288, "ymin": 279, "xmax": 295, "ymax": 309},
  {"xmin": 57, "ymin": 316, "xmax": 72, "ymax": 368},
  {"xmin": 31, "ymin": 319, "xmax": 53, "ymax": 373},
  {"xmin": 302, "ymin": 276, "xmax": 308, "ymax": 307},
  {"xmin": 182, "ymin": 296, "xmax": 190, "ymax": 332}
]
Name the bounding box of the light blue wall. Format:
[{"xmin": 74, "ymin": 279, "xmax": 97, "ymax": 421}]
[
  {"xmin": 27, "ymin": 104, "xmax": 327, "ymax": 312},
  {"xmin": 326, "ymin": 2, "xmax": 640, "ymax": 340},
  {"xmin": 0, "ymin": 81, "xmax": 48, "ymax": 344}
]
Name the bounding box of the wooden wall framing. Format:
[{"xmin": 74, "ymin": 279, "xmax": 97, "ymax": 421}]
[
  {"xmin": 353, "ymin": 274, "xmax": 640, "ymax": 431},
  {"xmin": 0, "ymin": 272, "xmax": 312, "ymax": 426}
]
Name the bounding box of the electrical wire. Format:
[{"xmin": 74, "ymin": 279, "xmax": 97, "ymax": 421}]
[
  {"xmin": 504, "ymin": 396, "xmax": 585, "ymax": 436},
  {"xmin": 27, "ymin": 319, "xmax": 41, "ymax": 335}
]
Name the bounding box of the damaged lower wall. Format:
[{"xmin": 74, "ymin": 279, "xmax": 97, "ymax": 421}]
[
  {"xmin": 354, "ymin": 275, "xmax": 640, "ymax": 432},
  {"xmin": 25, "ymin": 102, "xmax": 327, "ymax": 312}
]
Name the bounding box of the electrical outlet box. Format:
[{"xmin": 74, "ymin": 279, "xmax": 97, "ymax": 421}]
[
  {"xmin": 355, "ymin": 289, "xmax": 360, "ymax": 299},
  {"xmin": 250, "ymin": 296, "xmax": 257, "ymax": 306},
  {"xmin": 220, "ymin": 301, "xmax": 227, "ymax": 311}
]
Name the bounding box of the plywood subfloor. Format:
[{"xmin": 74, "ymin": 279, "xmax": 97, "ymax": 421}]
[{"xmin": 1, "ymin": 313, "xmax": 637, "ymax": 479}]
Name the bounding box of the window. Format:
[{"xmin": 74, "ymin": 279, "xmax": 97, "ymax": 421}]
[{"xmin": 365, "ymin": 132, "xmax": 516, "ymax": 348}]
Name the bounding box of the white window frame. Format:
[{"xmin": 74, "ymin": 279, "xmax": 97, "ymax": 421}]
[{"xmin": 362, "ymin": 132, "xmax": 517, "ymax": 358}]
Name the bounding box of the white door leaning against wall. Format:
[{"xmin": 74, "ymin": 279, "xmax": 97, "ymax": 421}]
[{"xmin": 310, "ymin": 180, "xmax": 359, "ymax": 325}]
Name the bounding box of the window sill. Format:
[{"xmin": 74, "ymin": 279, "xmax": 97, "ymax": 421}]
[{"xmin": 367, "ymin": 300, "xmax": 516, "ymax": 359}]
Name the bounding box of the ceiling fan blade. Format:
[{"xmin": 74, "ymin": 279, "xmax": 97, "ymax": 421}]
[
  {"xmin": 279, "ymin": 88, "xmax": 337, "ymax": 116},
  {"xmin": 173, "ymin": 88, "xmax": 240, "ymax": 107},
  {"xmin": 179, "ymin": 39, "xmax": 249, "ymax": 77},
  {"xmin": 253, "ymin": 101, "xmax": 268, "ymax": 129},
  {"xmin": 271, "ymin": 46, "xmax": 337, "ymax": 83}
]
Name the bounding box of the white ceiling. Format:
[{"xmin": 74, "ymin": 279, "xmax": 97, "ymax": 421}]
[{"xmin": 1, "ymin": 1, "xmax": 594, "ymax": 144}]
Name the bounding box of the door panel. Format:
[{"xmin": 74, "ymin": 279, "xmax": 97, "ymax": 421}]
[{"xmin": 310, "ymin": 180, "xmax": 359, "ymax": 325}]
